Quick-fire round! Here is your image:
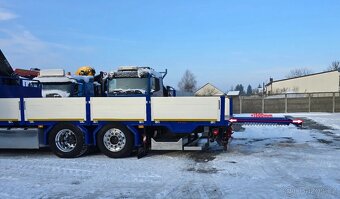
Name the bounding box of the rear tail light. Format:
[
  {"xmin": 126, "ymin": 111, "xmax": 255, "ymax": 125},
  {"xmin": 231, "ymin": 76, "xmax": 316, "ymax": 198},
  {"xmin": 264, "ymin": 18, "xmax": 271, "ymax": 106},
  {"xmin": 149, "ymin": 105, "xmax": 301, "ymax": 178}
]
[{"xmin": 212, "ymin": 129, "xmax": 219, "ymax": 136}]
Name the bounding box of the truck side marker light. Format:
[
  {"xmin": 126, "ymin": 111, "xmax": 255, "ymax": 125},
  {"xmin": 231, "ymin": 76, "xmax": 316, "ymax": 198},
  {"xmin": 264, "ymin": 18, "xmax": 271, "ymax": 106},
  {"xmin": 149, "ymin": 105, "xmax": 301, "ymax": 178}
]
[
  {"xmin": 292, "ymin": 119, "xmax": 303, "ymax": 125},
  {"xmin": 229, "ymin": 118, "xmax": 238, "ymax": 123}
]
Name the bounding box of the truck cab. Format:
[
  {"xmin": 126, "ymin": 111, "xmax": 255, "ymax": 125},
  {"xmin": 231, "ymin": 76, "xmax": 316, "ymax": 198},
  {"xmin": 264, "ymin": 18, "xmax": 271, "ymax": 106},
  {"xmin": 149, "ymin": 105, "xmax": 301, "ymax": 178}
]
[
  {"xmin": 33, "ymin": 68, "xmax": 98, "ymax": 97},
  {"xmin": 106, "ymin": 66, "xmax": 174, "ymax": 97},
  {"xmin": 33, "ymin": 69, "xmax": 78, "ymax": 97}
]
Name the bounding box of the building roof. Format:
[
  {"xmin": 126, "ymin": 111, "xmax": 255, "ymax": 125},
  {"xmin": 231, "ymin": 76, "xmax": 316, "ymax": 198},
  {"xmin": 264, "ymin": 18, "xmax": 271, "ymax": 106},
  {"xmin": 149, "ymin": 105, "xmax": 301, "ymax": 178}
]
[
  {"xmin": 266, "ymin": 69, "xmax": 340, "ymax": 86},
  {"xmin": 227, "ymin": 91, "xmax": 240, "ymax": 96},
  {"xmin": 195, "ymin": 83, "xmax": 225, "ymax": 96}
]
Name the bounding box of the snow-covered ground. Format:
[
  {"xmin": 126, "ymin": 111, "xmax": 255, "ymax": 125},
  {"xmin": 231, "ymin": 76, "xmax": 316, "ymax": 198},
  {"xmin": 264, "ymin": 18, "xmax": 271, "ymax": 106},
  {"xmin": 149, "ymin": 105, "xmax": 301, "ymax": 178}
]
[{"xmin": 0, "ymin": 113, "xmax": 339, "ymax": 199}]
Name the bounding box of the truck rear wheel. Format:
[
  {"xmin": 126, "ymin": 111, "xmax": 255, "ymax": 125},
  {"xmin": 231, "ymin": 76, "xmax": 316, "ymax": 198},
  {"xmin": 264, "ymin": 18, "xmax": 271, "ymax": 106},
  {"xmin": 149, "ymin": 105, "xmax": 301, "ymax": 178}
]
[
  {"xmin": 49, "ymin": 123, "xmax": 87, "ymax": 158},
  {"xmin": 97, "ymin": 124, "xmax": 133, "ymax": 158}
]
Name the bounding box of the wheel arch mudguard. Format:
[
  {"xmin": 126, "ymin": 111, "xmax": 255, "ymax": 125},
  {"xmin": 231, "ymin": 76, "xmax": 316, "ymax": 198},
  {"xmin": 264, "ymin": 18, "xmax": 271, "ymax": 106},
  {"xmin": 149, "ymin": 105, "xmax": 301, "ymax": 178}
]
[
  {"xmin": 43, "ymin": 122, "xmax": 91, "ymax": 145},
  {"xmin": 92, "ymin": 122, "xmax": 142, "ymax": 147}
]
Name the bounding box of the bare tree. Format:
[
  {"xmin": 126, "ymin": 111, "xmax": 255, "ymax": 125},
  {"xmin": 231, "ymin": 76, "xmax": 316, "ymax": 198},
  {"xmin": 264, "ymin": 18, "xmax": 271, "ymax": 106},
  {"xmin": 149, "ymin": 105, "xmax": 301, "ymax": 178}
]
[
  {"xmin": 178, "ymin": 70, "xmax": 197, "ymax": 93},
  {"xmin": 225, "ymin": 85, "xmax": 234, "ymax": 93},
  {"xmin": 285, "ymin": 68, "xmax": 312, "ymax": 78},
  {"xmin": 327, "ymin": 61, "xmax": 340, "ymax": 71}
]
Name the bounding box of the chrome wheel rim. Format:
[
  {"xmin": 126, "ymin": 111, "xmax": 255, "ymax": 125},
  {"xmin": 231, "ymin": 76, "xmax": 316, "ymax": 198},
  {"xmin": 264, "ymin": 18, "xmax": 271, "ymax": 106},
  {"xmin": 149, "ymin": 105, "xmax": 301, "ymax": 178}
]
[
  {"xmin": 55, "ymin": 129, "xmax": 77, "ymax": 152},
  {"xmin": 103, "ymin": 128, "xmax": 126, "ymax": 152}
]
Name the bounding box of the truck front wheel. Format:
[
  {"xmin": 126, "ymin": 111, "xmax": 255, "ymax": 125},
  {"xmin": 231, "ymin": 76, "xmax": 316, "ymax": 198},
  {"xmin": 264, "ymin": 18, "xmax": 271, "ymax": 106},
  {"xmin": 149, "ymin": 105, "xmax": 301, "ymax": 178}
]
[
  {"xmin": 49, "ymin": 123, "xmax": 87, "ymax": 158},
  {"xmin": 97, "ymin": 124, "xmax": 133, "ymax": 158}
]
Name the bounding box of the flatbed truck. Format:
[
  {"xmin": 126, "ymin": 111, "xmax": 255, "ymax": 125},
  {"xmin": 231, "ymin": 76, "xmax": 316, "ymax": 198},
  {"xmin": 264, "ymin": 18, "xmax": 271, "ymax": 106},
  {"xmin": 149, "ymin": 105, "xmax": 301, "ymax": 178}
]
[{"xmin": 0, "ymin": 50, "xmax": 302, "ymax": 158}]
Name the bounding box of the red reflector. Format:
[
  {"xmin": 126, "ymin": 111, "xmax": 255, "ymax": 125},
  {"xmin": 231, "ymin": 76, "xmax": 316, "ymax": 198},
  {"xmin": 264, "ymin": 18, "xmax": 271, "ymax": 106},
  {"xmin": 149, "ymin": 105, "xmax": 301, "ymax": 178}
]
[
  {"xmin": 229, "ymin": 118, "xmax": 238, "ymax": 123},
  {"xmin": 292, "ymin": 119, "xmax": 303, "ymax": 124},
  {"xmin": 213, "ymin": 129, "xmax": 219, "ymax": 136}
]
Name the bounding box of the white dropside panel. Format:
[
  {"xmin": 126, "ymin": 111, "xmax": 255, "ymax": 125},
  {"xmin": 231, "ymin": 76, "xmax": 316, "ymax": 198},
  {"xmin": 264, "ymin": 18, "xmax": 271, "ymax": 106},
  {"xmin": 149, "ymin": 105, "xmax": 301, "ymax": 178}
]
[
  {"xmin": 225, "ymin": 97, "xmax": 230, "ymax": 117},
  {"xmin": 152, "ymin": 97, "xmax": 220, "ymax": 122},
  {"xmin": 25, "ymin": 98, "xmax": 86, "ymax": 121},
  {"xmin": 0, "ymin": 98, "xmax": 20, "ymax": 121},
  {"xmin": 91, "ymin": 97, "xmax": 146, "ymax": 122}
]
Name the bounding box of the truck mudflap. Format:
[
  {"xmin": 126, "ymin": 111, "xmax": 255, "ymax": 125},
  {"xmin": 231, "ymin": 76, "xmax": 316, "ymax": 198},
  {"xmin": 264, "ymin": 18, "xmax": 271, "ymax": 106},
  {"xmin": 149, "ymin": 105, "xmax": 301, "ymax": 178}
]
[{"xmin": 228, "ymin": 113, "xmax": 303, "ymax": 126}]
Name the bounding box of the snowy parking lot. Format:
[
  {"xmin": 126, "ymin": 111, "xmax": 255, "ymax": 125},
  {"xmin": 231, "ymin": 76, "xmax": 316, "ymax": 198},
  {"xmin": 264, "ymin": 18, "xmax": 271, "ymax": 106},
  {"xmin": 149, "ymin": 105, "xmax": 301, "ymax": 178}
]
[{"xmin": 0, "ymin": 113, "xmax": 339, "ymax": 199}]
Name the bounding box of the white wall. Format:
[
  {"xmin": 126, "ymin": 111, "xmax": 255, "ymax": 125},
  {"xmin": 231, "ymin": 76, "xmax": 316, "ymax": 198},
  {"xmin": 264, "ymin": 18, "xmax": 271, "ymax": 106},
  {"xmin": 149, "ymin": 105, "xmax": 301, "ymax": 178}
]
[
  {"xmin": 151, "ymin": 97, "xmax": 221, "ymax": 122},
  {"xmin": 25, "ymin": 98, "xmax": 86, "ymax": 121},
  {"xmin": 91, "ymin": 97, "xmax": 146, "ymax": 122},
  {"xmin": 0, "ymin": 98, "xmax": 21, "ymax": 121},
  {"xmin": 267, "ymin": 71, "xmax": 339, "ymax": 94},
  {"xmin": 0, "ymin": 97, "xmax": 230, "ymax": 123}
]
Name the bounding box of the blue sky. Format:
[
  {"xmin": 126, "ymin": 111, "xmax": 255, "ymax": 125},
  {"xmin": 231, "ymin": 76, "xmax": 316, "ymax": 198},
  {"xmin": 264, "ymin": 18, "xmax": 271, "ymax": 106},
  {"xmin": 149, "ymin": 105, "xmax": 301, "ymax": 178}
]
[{"xmin": 1, "ymin": 0, "xmax": 340, "ymax": 91}]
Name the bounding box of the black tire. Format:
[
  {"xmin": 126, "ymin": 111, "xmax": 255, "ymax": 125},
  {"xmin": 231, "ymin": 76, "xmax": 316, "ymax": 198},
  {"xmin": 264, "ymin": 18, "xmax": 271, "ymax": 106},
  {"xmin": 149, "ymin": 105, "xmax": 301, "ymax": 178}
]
[
  {"xmin": 49, "ymin": 123, "xmax": 87, "ymax": 158},
  {"xmin": 97, "ymin": 124, "xmax": 133, "ymax": 158}
]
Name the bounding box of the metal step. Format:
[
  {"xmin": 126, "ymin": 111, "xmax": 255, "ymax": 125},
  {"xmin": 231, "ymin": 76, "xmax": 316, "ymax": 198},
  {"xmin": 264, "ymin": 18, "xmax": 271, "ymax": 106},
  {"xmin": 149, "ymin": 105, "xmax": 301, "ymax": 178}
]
[
  {"xmin": 184, "ymin": 136, "xmax": 208, "ymax": 151},
  {"xmin": 151, "ymin": 135, "xmax": 207, "ymax": 151},
  {"xmin": 183, "ymin": 146, "xmax": 203, "ymax": 151},
  {"xmin": 151, "ymin": 138, "xmax": 188, "ymax": 150}
]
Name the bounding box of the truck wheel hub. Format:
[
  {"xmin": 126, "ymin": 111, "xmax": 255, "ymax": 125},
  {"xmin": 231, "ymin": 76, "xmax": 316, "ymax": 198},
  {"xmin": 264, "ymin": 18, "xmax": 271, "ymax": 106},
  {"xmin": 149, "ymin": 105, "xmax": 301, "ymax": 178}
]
[
  {"xmin": 103, "ymin": 128, "xmax": 126, "ymax": 152},
  {"xmin": 110, "ymin": 136, "xmax": 119, "ymax": 144},
  {"xmin": 55, "ymin": 129, "xmax": 77, "ymax": 152}
]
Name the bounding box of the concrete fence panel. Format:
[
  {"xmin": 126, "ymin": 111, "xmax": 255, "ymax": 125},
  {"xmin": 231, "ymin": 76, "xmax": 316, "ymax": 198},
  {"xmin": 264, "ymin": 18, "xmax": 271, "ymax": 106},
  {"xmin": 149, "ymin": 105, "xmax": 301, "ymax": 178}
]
[
  {"xmin": 232, "ymin": 97, "xmax": 240, "ymax": 113},
  {"xmin": 264, "ymin": 99, "xmax": 285, "ymax": 113},
  {"xmin": 335, "ymin": 96, "xmax": 340, "ymax": 112},
  {"xmin": 287, "ymin": 98, "xmax": 309, "ymax": 112},
  {"xmin": 241, "ymin": 98, "xmax": 262, "ymax": 113},
  {"xmin": 310, "ymin": 97, "xmax": 333, "ymax": 112},
  {"xmin": 232, "ymin": 92, "xmax": 340, "ymax": 113}
]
